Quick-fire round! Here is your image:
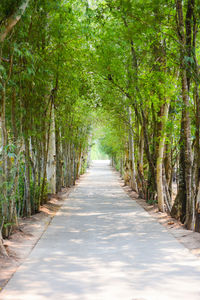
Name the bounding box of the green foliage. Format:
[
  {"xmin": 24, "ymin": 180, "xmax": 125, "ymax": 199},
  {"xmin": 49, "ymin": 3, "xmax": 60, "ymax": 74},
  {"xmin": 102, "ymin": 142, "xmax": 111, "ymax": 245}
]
[
  {"xmin": 91, "ymin": 140, "xmax": 108, "ymax": 160},
  {"xmin": 1, "ymin": 0, "xmax": 200, "ymax": 236},
  {"xmin": 0, "ymin": 0, "xmax": 22, "ymax": 19}
]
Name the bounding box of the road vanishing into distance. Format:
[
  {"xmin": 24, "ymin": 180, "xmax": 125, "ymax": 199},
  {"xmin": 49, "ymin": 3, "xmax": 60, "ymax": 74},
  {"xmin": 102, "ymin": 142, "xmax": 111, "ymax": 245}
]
[{"xmin": 1, "ymin": 160, "xmax": 200, "ymax": 300}]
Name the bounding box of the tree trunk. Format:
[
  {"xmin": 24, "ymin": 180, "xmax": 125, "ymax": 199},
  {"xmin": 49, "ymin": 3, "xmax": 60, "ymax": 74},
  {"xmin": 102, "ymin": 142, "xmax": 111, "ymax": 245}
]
[
  {"xmin": 191, "ymin": 7, "xmax": 200, "ymax": 232},
  {"xmin": 171, "ymin": 116, "xmax": 187, "ymax": 221},
  {"xmin": 176, "ymin": 0, "xmax": 194, "ymax": 229},
  {"xmin": 128, "ymin": 107, "xmax": 138, "ymax": 192},
  {"xmin": 46, "ymin": 105, "xmax": 56, "ymax": 194},
  {"xmin": 124, "ymin": 147, "xmax": 130, "ymax": 186},
  {"xmin": 55, "ymin": 123, "xmax": 62, "ymax": 193},
  {"xmin": 0, "ymin": 83, "xmax": 9, "ymax": 236},
  {"xmin": 0, "ymin": 218, "xmax": 8, "ymax": 257},
  {"xmin": 24, "ymin": 136, "xmax": 31, "ymax": 216},
  {"xmin": 156, "ymin": 102, "xmax": 170, "ymax": 212}
]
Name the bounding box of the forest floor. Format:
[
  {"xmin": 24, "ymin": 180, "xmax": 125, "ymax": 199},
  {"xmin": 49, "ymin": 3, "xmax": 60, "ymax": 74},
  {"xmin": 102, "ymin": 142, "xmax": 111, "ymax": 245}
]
[
  {"xmin": 1, "ymin": 169, "xmax": 200, "ymax": 295},
  {"xmin": 0, "ymin": 187, "xmax": 73, "ymax": 291}
]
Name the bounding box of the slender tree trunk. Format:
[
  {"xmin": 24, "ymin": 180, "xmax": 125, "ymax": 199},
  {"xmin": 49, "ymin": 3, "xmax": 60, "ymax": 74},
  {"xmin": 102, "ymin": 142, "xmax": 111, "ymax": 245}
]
[
  {"xmin": 0, "ymin": 218, "xmax": 8, "ymax": 257},
  {"xmin": 120, "ymin": 155, "xmax": 123, "ymax": 177},
  {"xmin": 55, "ymin": 123, "xmax": 62, "ymax": 193},
  {"xmin": 194, "ymin": 83, "xmax": 200, "ymax": 231},
  {"xmin": 41, "ymin": 94, "xmax": 54, "ymax": 203},
  {"xmin": 128, "ymin": 107, "xmax": 137, "ymax": 192},
  {"xmin": 139, "ymin": 126, "xmax": 144, "ymax": 170},
  {"xmin": 24, "ymin": 136, "xmax": 31, "ymax": 216},
  {"xmin": 73, "ymin": 145, "xmax": 76, "ymax": 185},
  {"xmin": 124, "ymin": 147, "xmax": 130, "ymax": 186},
  {"xmin": 137, "ymin": 126, "xmax": 146, "ymax": 198},
  {"xmin": 171, "ymin": 116, "xmax": 187, "ymax": 221},
  {"xmin": 191, "ymin": 6, "xmax": 200, "ymax": 232},
  {"xmin": 176, "ymin": 0, "xmax": 194, "ymax": 229},
  {"xmin": 156, "ymin": 102, "xmax": 170, "ymax": 212},
  {"xmin": 11, "ymin": 88, "xmax": 18, "ymax": 143},
  {"xmin": 1, "ymin": 83, "xmax": 9, "ymax": 236},
  {"xmin": 0, "ymin": 88, "xmax": 9, "ymax": 249},
  {"xmin": 8, "ymin": 152, "xmax": 21, "ymax": 235}
]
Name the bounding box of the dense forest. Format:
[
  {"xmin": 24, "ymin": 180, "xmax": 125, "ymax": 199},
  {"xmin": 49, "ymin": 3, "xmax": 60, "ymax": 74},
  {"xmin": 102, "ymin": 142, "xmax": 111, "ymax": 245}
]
[{"xmin": 1, "ymin": 0, "xmax": 200, "ymax": 255}]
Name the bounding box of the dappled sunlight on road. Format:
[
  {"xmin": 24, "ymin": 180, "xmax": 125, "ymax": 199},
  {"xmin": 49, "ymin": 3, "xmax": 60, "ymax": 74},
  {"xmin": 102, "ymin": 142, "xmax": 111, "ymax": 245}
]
[{"xmin": 1, "ymin": 161, "xmax": 200, "ymax": 300}]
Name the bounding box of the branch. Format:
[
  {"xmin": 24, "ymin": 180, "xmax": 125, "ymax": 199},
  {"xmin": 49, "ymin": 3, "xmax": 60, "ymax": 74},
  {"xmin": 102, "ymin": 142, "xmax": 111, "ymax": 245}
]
[{"xmin": 106, "ymin": 74, "xmax": 131, "ymax": 99}]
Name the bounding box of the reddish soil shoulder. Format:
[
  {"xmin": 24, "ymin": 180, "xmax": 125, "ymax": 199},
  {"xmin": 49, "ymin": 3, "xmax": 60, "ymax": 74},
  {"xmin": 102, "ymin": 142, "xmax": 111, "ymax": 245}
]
[
  {"xmin": 120, "ymin": 177, "xmax": 200, "ymax": 258},
  {"xmin": 0, "ymin": 188, "xmax": 69, "ymax": 291}
]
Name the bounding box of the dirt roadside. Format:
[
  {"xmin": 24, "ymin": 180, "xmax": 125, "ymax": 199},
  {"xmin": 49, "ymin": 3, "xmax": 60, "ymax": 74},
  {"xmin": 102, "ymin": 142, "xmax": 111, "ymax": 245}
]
[
  {"xmin": 0, "ymin": 187, "xmax": 72, "ymax": 291},
  {"xmin": 119, "ymin": 178, "xmax": 200, "ymax": 258}
]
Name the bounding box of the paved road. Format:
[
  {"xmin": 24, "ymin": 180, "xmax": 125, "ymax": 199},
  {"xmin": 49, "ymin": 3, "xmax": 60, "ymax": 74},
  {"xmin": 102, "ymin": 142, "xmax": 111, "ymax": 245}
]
[{"xmin": 1, "ymin": 160, "xmax": 200, "ymax": 300}]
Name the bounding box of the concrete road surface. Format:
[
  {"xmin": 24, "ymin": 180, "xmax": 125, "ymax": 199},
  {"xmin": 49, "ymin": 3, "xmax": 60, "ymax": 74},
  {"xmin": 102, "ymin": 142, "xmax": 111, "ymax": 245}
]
[{"xmin": 1, "ymin": 160, "xmax": 200, "ymax": 300}]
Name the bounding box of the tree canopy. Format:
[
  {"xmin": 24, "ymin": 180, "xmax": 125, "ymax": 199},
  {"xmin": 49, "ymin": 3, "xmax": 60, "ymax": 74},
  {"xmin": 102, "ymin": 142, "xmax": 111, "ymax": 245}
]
[{"xmin": 1, "ymin": 0, "xmax": 200, "ymax": 254}]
